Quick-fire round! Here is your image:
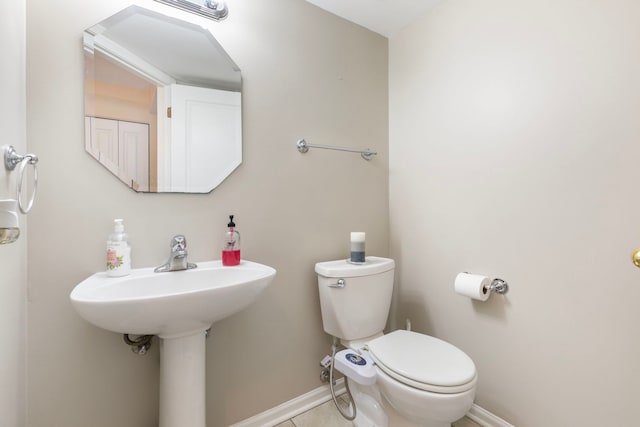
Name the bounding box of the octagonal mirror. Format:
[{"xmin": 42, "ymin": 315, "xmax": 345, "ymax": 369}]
[{"xmin": 83, "ymin": 5, "xmax": 242, "ymax": 193}]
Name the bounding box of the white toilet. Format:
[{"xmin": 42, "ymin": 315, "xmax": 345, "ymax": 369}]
[{"xmin": 316, "ymin": 256, "xmax": 477, "ymax": 427}]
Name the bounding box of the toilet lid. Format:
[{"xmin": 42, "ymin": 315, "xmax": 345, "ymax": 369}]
[{"xmin": 367, "ymin": 330, "xmax": 476, "ymax": 392}]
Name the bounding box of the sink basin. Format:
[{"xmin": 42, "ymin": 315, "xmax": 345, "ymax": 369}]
[
  {"xmin": 70, "ymin": 260, "xmax": 276, "ymax": 338},
  {"xmin": 70, "ymin": 258, "xmax": 276, "ymax": 427}
]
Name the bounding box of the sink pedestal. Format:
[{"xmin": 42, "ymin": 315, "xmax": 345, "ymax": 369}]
[{"xmin": 159, "ymin": 331, "xmax": 207, "ymax": 427}]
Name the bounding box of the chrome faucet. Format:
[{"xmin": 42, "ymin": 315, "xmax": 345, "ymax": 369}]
[{"xmin": 154, "ymin": 235, "xmax": 198, "ymax": 273}]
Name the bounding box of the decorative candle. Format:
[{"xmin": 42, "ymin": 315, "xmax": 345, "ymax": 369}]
[{"xmin": 350, "ymin": 232, "xmax": 366, "ymax": 263}]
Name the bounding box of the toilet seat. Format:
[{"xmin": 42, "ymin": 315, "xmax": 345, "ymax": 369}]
[{"xmin": 366, "ymin": 330, "xmax": 477, "ymax": 394}]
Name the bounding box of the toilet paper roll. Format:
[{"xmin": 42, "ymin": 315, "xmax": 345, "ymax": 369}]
[{"xmin": 454, "ymin": 272, "xmax": 490, "ymax": 301}]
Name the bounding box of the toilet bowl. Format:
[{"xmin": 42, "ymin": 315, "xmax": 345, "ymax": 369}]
[
  {"xmin": 364, "ymin": 330, "xmax": 476, "ymax": 427},
  {"xmin": 316, "ymin": 257, "xmax": 477, "ymax": 427}
]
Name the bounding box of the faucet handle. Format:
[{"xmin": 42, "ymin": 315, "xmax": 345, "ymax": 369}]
[
  {"xmin": 154, "ymin": 234, "xmax": 196, "ymax": 272},
  {"xmin": 171, "ymin": 235, "xmax": 187, "ymax": 252}
]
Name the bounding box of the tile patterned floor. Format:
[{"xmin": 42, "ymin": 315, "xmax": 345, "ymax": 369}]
[{"xmin": 274, "ymin": 398, "xmax": 481, "ymax": 427}]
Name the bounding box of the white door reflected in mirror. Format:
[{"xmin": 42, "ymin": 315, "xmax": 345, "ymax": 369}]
[
  {"xmin": 158, "ymin": 84, "xmax": 241, "ymax": 193},
  {"xmin": 86, "ymin": 117, "xmax": 150, "ymax": 191}
]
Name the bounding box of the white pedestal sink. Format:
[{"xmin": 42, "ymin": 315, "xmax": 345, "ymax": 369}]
[{"xmin": 70, "ymin": 260, "xmax": 276, "ymax": 427}]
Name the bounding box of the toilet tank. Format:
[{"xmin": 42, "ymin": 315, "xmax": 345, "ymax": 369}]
[{"xmin": 315, "ymin": 257, "xmax": 395, "ymax": 341}]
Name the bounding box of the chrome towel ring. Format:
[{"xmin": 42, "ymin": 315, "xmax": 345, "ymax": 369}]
[{"xmin": 4, "ymin": 145, "xmax": 38, "ymax": 214}]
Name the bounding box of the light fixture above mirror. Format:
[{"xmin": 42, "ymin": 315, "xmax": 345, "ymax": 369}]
[{"xmin": 153, "ymin": 0, "xmax": 229, "ymax": 21}]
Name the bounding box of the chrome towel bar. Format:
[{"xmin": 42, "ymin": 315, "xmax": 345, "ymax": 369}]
[{"xmin": 296, "ymin": 139, "xmax": 377, "ymax": 161}]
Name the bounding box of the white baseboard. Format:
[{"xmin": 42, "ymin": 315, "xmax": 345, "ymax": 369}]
[
  {"xmin": 229, "ymin": 379, "xmax": 346, "ymax": 427},
  {"xmin": 231, "ymin": 381, "xmax": 513, "ymax": 427},
  {"xmin": 467, "ymin": 404, "xmax": 515, "ymax": 427}
]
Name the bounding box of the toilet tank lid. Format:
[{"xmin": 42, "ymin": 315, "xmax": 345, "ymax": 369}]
[{"xmin": 315, "ymin": 256, "xmax": 395, "ymax": 278}]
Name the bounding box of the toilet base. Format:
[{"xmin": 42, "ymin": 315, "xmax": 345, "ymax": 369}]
[
  {"xmin": 382, "ymin": 405, "xmax": 452, "ymax": 427},
  {"xmin": 351, "ymin": 384, "xmax": 388, "ymax": 427},
  {"xmin": 348, "ymin": 372, "xmax": 474, "ymax": 427},
  {"xmin": 351, "ymin": 385, "xmax": 451, "ymax": 427}
]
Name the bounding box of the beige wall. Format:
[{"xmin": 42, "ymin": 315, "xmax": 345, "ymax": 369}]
[
  {"xmin": 0, "ymin": 1, "xmax": 27, "ymax": 426},
  {"xmin": 26, "ymin": 0, "xmax": 387, "ymax": 426},
  {"xmin": 389, "ymin": 0, "xmax": 640, "ymax": 425}
]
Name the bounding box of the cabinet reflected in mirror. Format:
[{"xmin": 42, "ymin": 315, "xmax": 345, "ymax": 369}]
[{"xmin": 83, "ymin": 5, "xmax": 242, "ymax": 193}]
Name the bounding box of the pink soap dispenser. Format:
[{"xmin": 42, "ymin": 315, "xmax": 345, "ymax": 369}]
[{"xmin": 222, "ymin": 215, "xmax": 240, "ymax": 266}]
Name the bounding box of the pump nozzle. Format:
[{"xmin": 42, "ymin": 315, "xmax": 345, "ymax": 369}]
[{"xmin": 114, "ymin": 218, "xmax": 125, "ymax": 233}]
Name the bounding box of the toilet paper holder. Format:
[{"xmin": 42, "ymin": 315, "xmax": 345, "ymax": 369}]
[
  {"xmin": 462, "ymin": 272, "xmax": 509, "ymax": 295},
  {"xmin": 488, "ymin": 278, "xmax": 509, "ymax": 295}
]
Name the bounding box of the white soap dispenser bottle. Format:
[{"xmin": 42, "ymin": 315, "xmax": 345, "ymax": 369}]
[{"xmin": 106, "ymin": 218, "xmax": 131, "ymax": 277}]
